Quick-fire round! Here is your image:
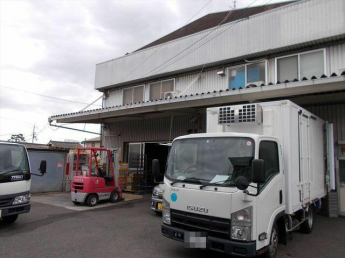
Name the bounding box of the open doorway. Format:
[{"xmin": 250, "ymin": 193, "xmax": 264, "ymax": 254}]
[{"xmin": 126, "ymin": 142, "xmax": 170, "ymax": 189}]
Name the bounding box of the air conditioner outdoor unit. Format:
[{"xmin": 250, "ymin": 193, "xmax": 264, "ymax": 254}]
[
  {"xmin": 164, "ymin": 91, "xmax": 181, "ymax": 99},
  {"xmin": 246, "ymin": 81, "xmax": 264, "ymax": 88}
]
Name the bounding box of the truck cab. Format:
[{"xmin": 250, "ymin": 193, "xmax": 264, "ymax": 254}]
[
  {"xmin": 160, "ymin": 133, "xmax": 284, "ymax": 256},
  {"xmin": 156, "ymin": 100, "xmax": 330, "ymax": 257},
  {"xmin": 0, "ymin": 143, "xmax": 38, "ymax": 223}
]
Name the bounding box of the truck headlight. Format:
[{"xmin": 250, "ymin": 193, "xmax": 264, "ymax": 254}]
[
  {"xmin": 162, "ymin": 197, "xmax": 171, "ymax": 225},
  {"xmin": 231, "ymin": 207, "xmax": 252, "ymax": 241},
  {"xmin": 152, "ymin": 189, "xmax": 158, "ymax": 197},
  {"xmin": 13, "ymin": 193, "xmax": 31, "ymax": 205}
]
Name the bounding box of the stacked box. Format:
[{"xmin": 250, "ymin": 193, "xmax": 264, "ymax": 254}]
[
  {"xmin": 125, "ymin": 172, "xmax": 141, "ymax": 191},
  {"xmin": 118, "ymin": 163, "xmax": 128, "ymax": 190}
]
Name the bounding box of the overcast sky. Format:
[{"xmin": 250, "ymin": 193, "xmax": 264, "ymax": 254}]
[{"xmin": 0, "ymin": 0, "xmax": 290, "ymax": 144}]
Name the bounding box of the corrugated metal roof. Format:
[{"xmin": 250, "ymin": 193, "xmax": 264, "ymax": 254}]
[
  {"xmin": 50, "ymin": 75, "xmax": 345, "ymax": 123},
  {"xmin": 84, "ymin": 137, "xmax": 101, "ymax": 142},
  {"xmin": 48, "ymin": 141, "xmax": 82, "ymax": 149},
  {"xmin": 95, "ymin": 0, "xmax": 345, "ymax": 90},
  {"xmin": 136, "ymin": 2, "xmax": 295, "ymax": 51}
]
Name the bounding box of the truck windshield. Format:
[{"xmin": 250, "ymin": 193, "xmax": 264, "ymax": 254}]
[
  {"xmin": 165, "ymin": 137, "xmax": 254, "ymax": 187},
  {"xmin": 0, "ymin": 144, "xmax": 29, "ymax": 175}
]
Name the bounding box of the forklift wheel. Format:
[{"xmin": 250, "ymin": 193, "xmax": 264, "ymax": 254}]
[
  {"xmin": 87, "ymin": 194, "xmax": 98, "ymax": 207},
  {"xmin": 110, "ymin": 190, "xmax": 120, "ymax": 203}
]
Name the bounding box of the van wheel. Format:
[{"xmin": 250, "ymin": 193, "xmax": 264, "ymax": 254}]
[
  {"xmin": 110, "ymin": 190, "xmax": 120, "ymax": 203},
  {"xmin": 73, "ymin": 201, "xmax": 80, "ymax": 205},
  {"xmin": 87, "ymin": 194, "xmax": 98, "ymax": 207},
  {"xmin": 300, "ymin": 205, "xmax": 314, "ymax": 234},
  {"xmin": 265, "ymin": 224, "xmax": 278, "ymax": 258},
  {"xmin": 2, "ymin": 215, "xmax": 19, "ymax": 223}
]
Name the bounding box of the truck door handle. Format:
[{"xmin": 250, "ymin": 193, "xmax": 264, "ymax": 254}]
[{"xmin": 279, "ymin": 190, "xmax": 283, "ymax": 204}]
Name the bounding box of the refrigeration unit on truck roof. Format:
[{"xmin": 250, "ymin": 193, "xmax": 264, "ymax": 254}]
[{"xmin": 155, "ymin": 100, "xmax": 335, "ymax": 257}]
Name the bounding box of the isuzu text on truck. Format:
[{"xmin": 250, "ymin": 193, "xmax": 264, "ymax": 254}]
[
  {"xmin": 152, "ymin": 100, "xmax": 334, "ymax": 258},
  {"xmin": 0, "ymin": 142, "xmax": 46, "ymax": 223}
]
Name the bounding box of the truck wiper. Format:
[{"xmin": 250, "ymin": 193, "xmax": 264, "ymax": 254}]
[
  {"xmin": 170, "ymin": 177, "xmax": 207, "ymax": 186},
  {"xmin": 0, "ymin": 167, "xmax": 23, "ymax": 175},
  {"xmin": 199, "ymin": 179, "xmax": 229, "ymax": 189}
]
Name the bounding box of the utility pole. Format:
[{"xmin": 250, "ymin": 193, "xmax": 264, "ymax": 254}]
[
  {"xmin": 234, "ymin": 0, "xmax": 236, "ymax": 9},
  {"xmin": 32, "ymin": 124, "xmax": 36, "ymax": 143}
]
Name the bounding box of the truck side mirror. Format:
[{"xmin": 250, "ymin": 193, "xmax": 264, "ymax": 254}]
[
  {"xmin": 235, "ymin": 176, "xmax": 250, "ymax": 190},
  {"xmin": 152, "ymin": 159, "xmax": 160, "ymax": 177},
  {"xmin": 251, "ymin": 159, "xmax": 265, "ymax": 184},
  {"xmin": 39, "ymin": 160, "xmax": 47, "ymax": 175}
]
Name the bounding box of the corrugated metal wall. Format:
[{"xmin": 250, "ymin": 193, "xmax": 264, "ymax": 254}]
[
  {"xmin": 104, "ymin": 44, "xmax": 345, "ymax": 108},
  {"xmin": 305, "ymin": 103, "xmax": 345, "ymax": 156},
  {"xmin": 103, "ymin": 114, "xmax": 206, "ymax": 155},
  {"xmin": 28, "ymin": 150, "xmax": 67, "ymax": 193},
  {"xmin": 95, "ymin": 0, "xmax": 345, "ymax": 89},
  {"xmin": 304, "ymin": 103, "xmax": 345, "ymax": 217}
]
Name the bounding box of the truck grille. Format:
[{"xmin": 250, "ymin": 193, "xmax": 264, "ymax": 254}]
[
  {"xmin": 0, "ymin": 197, "xmax": 13, "ymax": 208},
  {"xmin": 171, "ymin": 210, "xmax": 230, "ymax": 239}
]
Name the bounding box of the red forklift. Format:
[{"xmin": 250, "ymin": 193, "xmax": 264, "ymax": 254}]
[{"xmin": 71, "ymin": 147, "xmax": 122, "ymax": 207}]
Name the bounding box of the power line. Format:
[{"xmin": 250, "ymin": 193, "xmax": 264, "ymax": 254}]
[
  {"xmin": 143, "ymin": 0, "xmax": 261, "ymax": 78},
  {"xmin": 0, "ymin": 85, "xmax": 102, "ymax": 106},
  {"xmin": 149, "ymin": 0, "xmax": 271, "ymax": 93},
  {"xmin": 0, "ymin": 116, "xmax": 36, "ymax": 125},
  {"xmin": 118, "ymin": 0, "xmax": 214, "ymax": 83},
  {"xmin": 36, "ymin": 123, "xmax": 49, "ymax": 137}
]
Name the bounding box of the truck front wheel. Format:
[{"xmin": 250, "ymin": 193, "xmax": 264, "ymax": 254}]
[
  {"xmin": 265, "ymin": 224, "xmax": 278, "ymax": 258},
  {"xmin": 2, "ymin": 215, "xmax": 19, "ymax": 223}
]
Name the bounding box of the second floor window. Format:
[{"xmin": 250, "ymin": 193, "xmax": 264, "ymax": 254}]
[
  {"xmin": 276, "ymin": 49, "xmax": 325, "ymax": 82},
  {"xmin": 123, "ymin": 85, "xmax": 144, "ymax": 105},
  {"xmin": 228, "ymin": 61, "xmax": 266, "ymax": 89},
  {"xmin": 149, "ymin": 79, "xmax": 174, "ymax": 100}
]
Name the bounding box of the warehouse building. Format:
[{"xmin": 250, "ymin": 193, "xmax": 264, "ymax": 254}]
[{"xmin": 49, "ymin": 0, "xmax": 345, "ymax": 216}]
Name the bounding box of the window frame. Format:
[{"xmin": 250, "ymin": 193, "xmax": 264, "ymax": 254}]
[
  {"xmin": 227, "ymin": 61, "xmax": 268, "ymax": 89},
  {"xmin": 148, "ymin": 78, "xmax": 175, "ymax": 101},
  {"xmin": 275, "ymin": 48, "xmax": 326, "ymax": 83},
  {"xmin": 122, "ymin": 84, "xmax": 145, "ymax": 105},
  {"xmin": 257, "ymin": 140, "xmax": 280, "ymax": 185}
]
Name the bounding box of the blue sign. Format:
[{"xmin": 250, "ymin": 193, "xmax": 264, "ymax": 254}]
[{"xmin": 171, "ymin": 193, "xmax": 177, "ymax": 202}]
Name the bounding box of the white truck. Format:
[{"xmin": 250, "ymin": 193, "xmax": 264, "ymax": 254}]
[
  {"xmin": 152, "ymin": 100, "xmax": 334, "ymax": 257},
  {"xmin": 0, "ymin": 142, "xmax": 46, "ymax": 223}
]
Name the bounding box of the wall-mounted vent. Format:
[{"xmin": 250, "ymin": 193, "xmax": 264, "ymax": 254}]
[{"xmin": 218, "ymin": 104, "xmax": 262, "ymax": 125}]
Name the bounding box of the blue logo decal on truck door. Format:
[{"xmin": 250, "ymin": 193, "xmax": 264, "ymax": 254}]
[{"xmin": 171, "ymin": 193, "xmax": 177, "ymax": 202}]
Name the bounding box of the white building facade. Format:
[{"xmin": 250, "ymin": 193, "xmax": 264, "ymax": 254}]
[{"xmin": 50, "ymin": 0, "xmax": 345, "ymax": 216}]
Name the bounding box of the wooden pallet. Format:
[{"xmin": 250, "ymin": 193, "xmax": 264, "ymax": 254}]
[{"xmin": 122, "ymin": 189, "xmax": 144, "ymax": 195}]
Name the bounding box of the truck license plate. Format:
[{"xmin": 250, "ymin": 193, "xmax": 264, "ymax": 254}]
[
  {"xmin": 157, "ymin": 203, "xmax": 163, "ymax": 211},
  {"xmin": 184, "ymin": 232, "xmax": 207, "ymax": 248}
]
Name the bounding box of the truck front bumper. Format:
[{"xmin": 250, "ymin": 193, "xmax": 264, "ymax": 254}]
[
  {"xmin": 162, "ymin": 224, "xmax": 257, "ymax": 257},
  {"xmin": 0, "ymin": 203, "xmax": 31, "ymax": 218}
]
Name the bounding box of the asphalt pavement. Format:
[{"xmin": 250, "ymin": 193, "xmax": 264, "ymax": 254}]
[{"xmin": 0, "ymin": 195, "xmax": 344, "ymax": 258}]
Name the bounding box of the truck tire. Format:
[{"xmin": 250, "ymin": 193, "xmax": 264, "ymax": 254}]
[
  {"xmin": 73, "ymin": 201, "xmax": 80, "ymax": 205},
  {"xmin": 2, "ymin": 215, "xmax": 19, "ymax": 223},
  {"xmin": 110, "ymin": 190, "xmax": 120, "ymax": 203},
  {"xmin": 300, "ymin": 205, "xmax": 314, "ymax": 234},
  {"xmin": 265, "ymin": 224, "xmax": 278, "ymax": 258},
  {"xmin": 86, "ymin": 194, "xmax": 98, "ymax": 207}
]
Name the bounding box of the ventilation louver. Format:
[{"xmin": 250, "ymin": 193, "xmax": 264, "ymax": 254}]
[{"xmin": 218, "ymin": 104, "xmax": 262, "ymax": 124}]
